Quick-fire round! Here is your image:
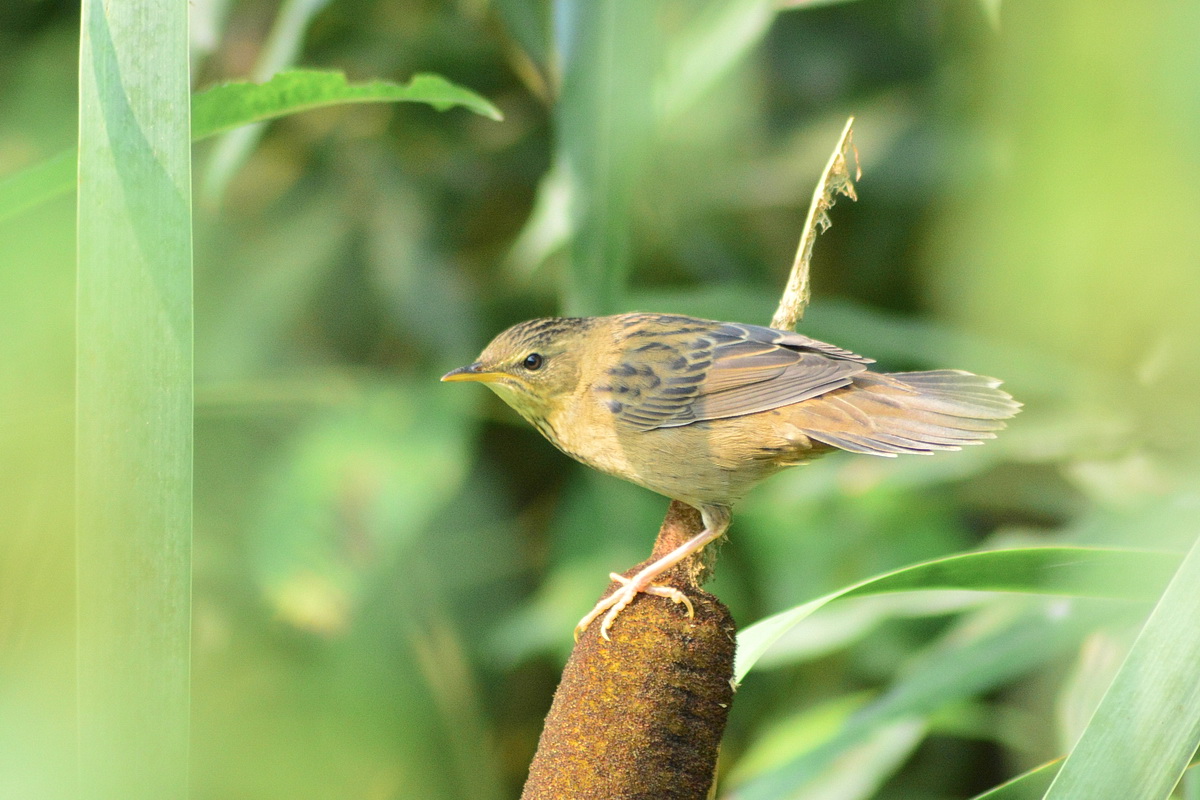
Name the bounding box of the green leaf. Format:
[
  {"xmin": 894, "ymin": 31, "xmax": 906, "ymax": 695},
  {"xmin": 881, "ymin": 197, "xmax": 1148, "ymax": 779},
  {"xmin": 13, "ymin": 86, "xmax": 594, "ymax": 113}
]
[
  {"xmin": 658, "ymin": 0, "xmax": 775, "ymax": 123},
  {"xmin": 972, "ymin": 756, "xmax": 1200, "ymax": 798},
  {"xmin": 493, "ymin": 0, "xmax": 551, "ymax": 74},
  {"xmin": 1043, "ymin": 533, "xmax": 1200, "ymax": 800},
  {"xmin": 970, "ymin": 759, "xmax": 1062, "ymax": 800},
  {"xmin": 731, "ymin": 544, "xmax": 1190, "ymax": 798},
  {"xmin": 728, "ymin": 600, "xmax": 1125, "ymax": 799},
  {"xmin": 191, "ymin": 69, "xmax": 503, "ymax": 139},
  {"xmin": 736, "ymin": 546, "xmax": 1180, "ymax": 685},
  {"xmin": 729, "ymin": 691, "xmax": 927, "ymax": 800},
  {"xmin": 553, "ymin": 0, "xmax": 659, "ymax": 315},
  {"xmin": 0, "ymin": 149, "xmax": 73, "ymax": 221},
  {"xmin": 0, "ymin": 70, "xmax": 501, "ymax": 224},
  {"xmin": 198, "ymin": 0, "xmax": 338, "ymax": 203},
  {"xmin": 76, "ymin": 0, "xmax": 193, "ymax": 795}
]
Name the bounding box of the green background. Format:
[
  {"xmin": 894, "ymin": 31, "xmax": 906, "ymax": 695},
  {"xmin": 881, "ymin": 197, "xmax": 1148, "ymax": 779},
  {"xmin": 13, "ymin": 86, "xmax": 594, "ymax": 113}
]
[{"xmin": 3, "ymin": 0, "xmax": 1199, "ymax": 797}]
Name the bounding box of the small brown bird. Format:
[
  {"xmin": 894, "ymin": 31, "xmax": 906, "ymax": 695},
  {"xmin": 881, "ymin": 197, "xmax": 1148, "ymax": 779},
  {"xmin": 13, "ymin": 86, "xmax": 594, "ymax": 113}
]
[{"xmin": 443, "ymin": 313, "xmax": 1020, "ymax": 639}]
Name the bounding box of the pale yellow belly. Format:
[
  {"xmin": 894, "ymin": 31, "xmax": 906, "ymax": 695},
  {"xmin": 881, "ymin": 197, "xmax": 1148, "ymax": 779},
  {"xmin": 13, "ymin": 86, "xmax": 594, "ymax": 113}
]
[{"xmin": 549, "ymin": 403, "xmax": 821, "ymax": 508}]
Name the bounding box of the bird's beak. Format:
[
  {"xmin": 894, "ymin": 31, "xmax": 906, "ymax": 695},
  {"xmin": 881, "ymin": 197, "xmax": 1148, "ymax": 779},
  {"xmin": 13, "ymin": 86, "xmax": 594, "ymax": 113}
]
[{"xmin": 440, "ymin": 362, "xmax": 501, "ymax": 383}]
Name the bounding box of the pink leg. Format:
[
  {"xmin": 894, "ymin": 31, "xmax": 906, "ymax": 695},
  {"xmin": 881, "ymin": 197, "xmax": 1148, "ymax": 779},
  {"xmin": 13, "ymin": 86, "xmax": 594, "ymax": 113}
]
[{"xmin": 575, "ymin": 505, "xmax": 731, "ymax": 641}]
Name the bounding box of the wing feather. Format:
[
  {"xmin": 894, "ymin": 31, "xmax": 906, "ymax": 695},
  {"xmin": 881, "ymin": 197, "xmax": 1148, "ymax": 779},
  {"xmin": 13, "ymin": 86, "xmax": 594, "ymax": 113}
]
[
  {"xmin": 603, "ymin": 316, "xmax": 871, "ymax": 431},
  {"xmin": 794, "ymin": 371, "xmax": 1019, "ymax": 455}
]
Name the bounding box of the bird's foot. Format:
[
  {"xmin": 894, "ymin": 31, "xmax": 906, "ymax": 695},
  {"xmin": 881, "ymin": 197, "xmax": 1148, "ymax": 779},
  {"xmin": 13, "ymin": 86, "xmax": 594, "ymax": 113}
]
[{"xmin": 574, "ymin": 570, "xmax": 695, "ymax": 641}]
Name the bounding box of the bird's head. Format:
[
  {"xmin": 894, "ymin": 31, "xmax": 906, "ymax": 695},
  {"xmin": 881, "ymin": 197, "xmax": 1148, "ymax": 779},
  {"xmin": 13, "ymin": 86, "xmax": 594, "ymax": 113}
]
[{"xmin": 441, "ymin": 317, "xmax": 596, "ymax": 427}]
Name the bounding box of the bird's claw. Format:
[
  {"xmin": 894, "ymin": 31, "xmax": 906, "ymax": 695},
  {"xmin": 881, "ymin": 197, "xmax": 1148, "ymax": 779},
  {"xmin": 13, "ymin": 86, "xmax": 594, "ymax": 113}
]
[{"xmin": 574, "ymin": 571, "xmax": 695, "ymax": 641}]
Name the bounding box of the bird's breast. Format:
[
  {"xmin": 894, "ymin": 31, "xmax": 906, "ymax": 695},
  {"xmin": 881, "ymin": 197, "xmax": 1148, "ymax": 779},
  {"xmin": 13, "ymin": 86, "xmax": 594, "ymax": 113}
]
[
  {"xmin": 543, "ymin": 383, "xmax": 798, "ymax": 508},
  {"xmin": 544, "ymin": 387, "xmax": 638, "ymax": 481}
]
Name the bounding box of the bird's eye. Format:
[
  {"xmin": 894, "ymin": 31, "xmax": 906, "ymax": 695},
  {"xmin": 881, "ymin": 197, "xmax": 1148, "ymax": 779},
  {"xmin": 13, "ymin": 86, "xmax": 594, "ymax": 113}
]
[{"xmin": 522, "ymin": 353, "xmax": 544, "ymax": 371}]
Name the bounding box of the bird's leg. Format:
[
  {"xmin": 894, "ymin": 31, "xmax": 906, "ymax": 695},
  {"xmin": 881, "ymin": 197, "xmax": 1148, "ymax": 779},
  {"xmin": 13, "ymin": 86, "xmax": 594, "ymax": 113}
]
[{"xmin": 575, "ymin": 505, "xmax": 732, "ymax": 641}]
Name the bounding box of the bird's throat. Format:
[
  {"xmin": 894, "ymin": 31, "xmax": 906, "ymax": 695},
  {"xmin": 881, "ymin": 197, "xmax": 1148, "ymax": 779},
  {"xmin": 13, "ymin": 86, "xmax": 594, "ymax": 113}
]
[{"xmin": 489, "ymin": 383, "xmax": 563, "ymax": 447}]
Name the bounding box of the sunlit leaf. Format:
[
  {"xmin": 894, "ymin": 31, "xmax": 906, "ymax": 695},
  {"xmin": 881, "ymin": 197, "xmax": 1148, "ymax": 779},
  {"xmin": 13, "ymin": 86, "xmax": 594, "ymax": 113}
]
[
  {"xmin": 657, "ymin": 0, "xmax": 775, "ymax": 122},
  {"xmin": 972, "ymin": 758, "xmax": 1200, "ymax": 799},
  {"xmin": 553, "ymin": 0, "xmax": 658, "ymax": 314},
  {"xmin": 0, "ymin": 150, "xmax": 73, "ymax": 223},
  {"xmin": 1043, "ymin": 534, "xmax": 1200, "ymax": 800},
  {"xmin": 727, "ymin": 693, "xmax": 928, "ymax": 798},
  {"xmin": 969, "ymin": 759, "xmax": 1062, "ymax": 800},
  {"xmin": 736, "ymin": 546, "xmax": 1180, "ymax": 684},
  {"xmin": 727, "ymin": 600, "xmax": 1125, "ymax": 799},
  {"xmin": 76, "ymin": 0, "xmax": 192, "ymax": 794},
  {"xmin": 192, "ymin": 69, "xmax": 503, "ymax": 138},
  {"xmin": 198, "ymin": 0, "xmax": 338, "ymax": 202}
]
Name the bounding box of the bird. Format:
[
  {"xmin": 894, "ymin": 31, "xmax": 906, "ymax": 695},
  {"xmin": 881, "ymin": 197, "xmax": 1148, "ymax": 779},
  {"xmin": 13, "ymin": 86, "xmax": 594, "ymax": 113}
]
[{"xmin": 442, "ymin": 312, "xmax": 1020, "ymax": 640}]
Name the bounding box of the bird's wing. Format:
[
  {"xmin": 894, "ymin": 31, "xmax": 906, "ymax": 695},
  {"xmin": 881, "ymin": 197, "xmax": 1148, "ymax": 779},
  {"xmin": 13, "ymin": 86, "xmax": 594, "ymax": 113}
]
[{"xmin": 602, "ymin": 318, "xmax": 874, "ymax": 431}]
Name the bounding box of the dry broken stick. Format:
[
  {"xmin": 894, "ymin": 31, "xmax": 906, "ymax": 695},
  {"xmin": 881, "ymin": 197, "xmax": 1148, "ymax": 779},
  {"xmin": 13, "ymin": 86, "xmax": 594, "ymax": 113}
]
[{"xmin": 771, "ymin": 116, "xmax": 861, "ymax": 331}]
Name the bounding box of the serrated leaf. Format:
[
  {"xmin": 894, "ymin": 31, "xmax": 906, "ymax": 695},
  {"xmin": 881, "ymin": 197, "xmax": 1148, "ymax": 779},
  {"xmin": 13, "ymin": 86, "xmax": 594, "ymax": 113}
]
[
  {"xmin": 0, "ymin": 70, "xmax": 501, "ymax": 224},
  {"xmin": 192, "ymin": 69, "xmax": 503, "ymax": 138}
]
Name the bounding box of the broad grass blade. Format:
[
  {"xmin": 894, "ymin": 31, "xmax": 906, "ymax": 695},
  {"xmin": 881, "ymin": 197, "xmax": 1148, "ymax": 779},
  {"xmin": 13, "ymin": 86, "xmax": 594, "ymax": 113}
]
[
  {"xmin": 554, "ymin": 0, "xmax": 658, "ymax": 315},
  {"xmin": 76, "ymin": 0, "xmax": 193, "ymax": 795},
  {"xmin": 1043, "ymin": 534, "xmax": 1200, "ymax": 800},
  {"xmin": 736, "ymin": 546, "xmax": 1180, "ymax": 684},
  {"xmin": 970, "ymin": 759, "xmax": 1062, "ymax": 799}
]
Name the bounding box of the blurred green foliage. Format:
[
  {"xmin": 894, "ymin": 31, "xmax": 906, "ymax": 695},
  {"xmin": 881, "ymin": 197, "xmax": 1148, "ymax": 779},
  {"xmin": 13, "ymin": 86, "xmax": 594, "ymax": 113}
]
[{"xmin": 3, "ymin": 0, "xmax": 1200, "ymax": 797}]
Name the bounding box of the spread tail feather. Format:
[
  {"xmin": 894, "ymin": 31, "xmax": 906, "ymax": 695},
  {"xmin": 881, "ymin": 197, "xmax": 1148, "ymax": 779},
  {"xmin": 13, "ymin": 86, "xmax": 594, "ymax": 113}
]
[{"xmin": 796, "ymin": 369, "xmax": 1021, "ymax": 457}]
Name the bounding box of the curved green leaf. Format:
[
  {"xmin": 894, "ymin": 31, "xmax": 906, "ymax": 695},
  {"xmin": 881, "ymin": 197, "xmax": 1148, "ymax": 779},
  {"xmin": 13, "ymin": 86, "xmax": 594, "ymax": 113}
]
[
  {"xmin": 969, "ymin": 759, "xmax": 1062, "ymax": 800},
  {"xmin": 728, "ymin": 599, "xmax": 1125, "ymax": 799},
  {"xmin": 198, "ymin": 0, "xmax": 339, "ymax": 203},
  {"xmin": 735, "ymin": 546, "xmax": 1180, "ymax": 685},
  {"xmin": 972, "ymin": 756, "xmax": 1200, "ymax": 799},
  {"xmin": 1043, "ymin": 534, "xmax": 1200, "ymax": 800},
  {"xmin": 0, "ymin": 70, "xmax": 501, "ymax": 224},
  {"xmin": 192, "ymin": 69, "xmax": 502, "ymax": 139}
]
